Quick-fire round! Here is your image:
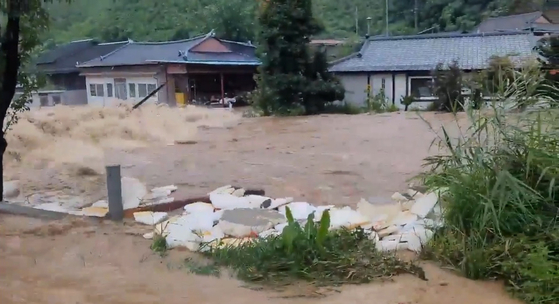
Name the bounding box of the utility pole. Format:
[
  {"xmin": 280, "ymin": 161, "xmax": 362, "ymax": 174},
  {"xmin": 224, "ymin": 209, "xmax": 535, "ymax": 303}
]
[
  {"xmin": 355, "ymin": 6, "xmax": 359, "ymax": 35},
  {"xmin": 385, "ymin": 0, "xmax": 389, "ymax": 36},
  {"xmin": 414, "ymin": 0, "xmax": 418, "ymax": 32}
]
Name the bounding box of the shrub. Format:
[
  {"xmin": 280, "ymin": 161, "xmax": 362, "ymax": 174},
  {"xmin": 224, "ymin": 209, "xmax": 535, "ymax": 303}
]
[
  {"xmin": 431, "ymin": 61, "xmax": 464, "ymax": 112},
  {"xmin": 420, "ymin": 66, "xmax": 559, "ymax": 303}
]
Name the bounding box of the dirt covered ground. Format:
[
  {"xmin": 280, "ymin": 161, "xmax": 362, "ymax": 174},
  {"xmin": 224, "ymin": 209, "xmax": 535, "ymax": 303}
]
[
  {"xmin": 0, "ymin": 216, "xmax": 521, "ymax": 304},
  {"xmin": 0, "ymin": 109, "xmax": 520, "ymax": 303}
]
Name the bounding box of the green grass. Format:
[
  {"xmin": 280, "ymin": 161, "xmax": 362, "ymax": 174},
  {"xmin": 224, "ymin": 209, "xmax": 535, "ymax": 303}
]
[
  {"xmin": 202, "ymin": 208, "xmax": 425, "ymax": 286},
  {"xmin": 151, "ymin": 234, "xmax": 168, "ymax": 257},
  {"xmin": 419, "ymin": 65, "xmax": 559, "ymax": 303}
]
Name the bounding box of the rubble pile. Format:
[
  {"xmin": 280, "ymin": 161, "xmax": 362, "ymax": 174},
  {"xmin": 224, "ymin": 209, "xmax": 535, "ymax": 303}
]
[
  {"xmin": 29, "ymin": 177, "xmax": 177, "ymax": 217},
  {"xmin": 138, "ymin": 185, "xmax": 445, "ymax": 253}
]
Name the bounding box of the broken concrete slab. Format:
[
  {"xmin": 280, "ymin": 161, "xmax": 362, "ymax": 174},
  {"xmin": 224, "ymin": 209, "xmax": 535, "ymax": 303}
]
[
  {"xmin": 218, "ymin": 208, "xmax": 286, "ymax": 238},
  {"xmin": 391, "ymin": 192, "xmax": 409, "ymax": 202},
  {"xmin": 81, "ymin": 206, "xmax": 109, "ymax": 217},
  {"xmin": 232, "ymin": 188, "xmax": 246, "ymax": 197},
  {"xmin": 92, "ymin": 200, "xmax": 108, "ymax": 208}
]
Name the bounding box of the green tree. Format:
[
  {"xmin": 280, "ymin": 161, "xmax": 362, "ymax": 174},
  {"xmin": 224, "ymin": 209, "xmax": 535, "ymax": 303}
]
[
  {"xmin": 255, "ymin": 0, "xmax": 344, "ymax": 115},
  {"xmin": 0, "ymin": 0, "xmax": 61, "ymax": 200}
]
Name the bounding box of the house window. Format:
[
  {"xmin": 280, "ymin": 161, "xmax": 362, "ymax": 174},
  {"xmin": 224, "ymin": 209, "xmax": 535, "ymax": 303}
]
[
  {"xmin": 381, "ymin": 78, "xmax": 386, "ymax": 91},
  {"xmin": 129, "ymin": 83, "xmax": 136, "ymax": 98},
  {"xmin": 138, "ymin": 84, "xmax": 148, "ymax": 98},
  {"xmin": 107, "ymin": 83, "xmax": 113, "ymax": 97},
  {"xmin": 409, "ymin": 77, "xmax": 435, "ymax": 99},
  {"xmin": 114, "ymin": 78, "xmax": 127, "ymax": 100},
  {"xmin": 89, "ymin": 84, "xmax": 96, "ymax": 97},
  {"xmin": 89, "ymin": 84, "xmax": 104, "ymax": 97},
  {"xmin": 147, "ymin": 84, "xmax": 156, "ymax": 95}
]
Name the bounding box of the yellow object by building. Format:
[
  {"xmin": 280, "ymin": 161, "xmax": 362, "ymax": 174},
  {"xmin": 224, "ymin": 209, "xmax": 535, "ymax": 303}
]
[{"xmin": 175, "ymin": 92, "xmax": 186, "ymax": 107}]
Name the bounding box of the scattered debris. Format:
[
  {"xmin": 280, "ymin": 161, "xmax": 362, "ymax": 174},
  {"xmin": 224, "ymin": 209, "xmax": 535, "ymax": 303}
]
[
  {"xmin": 133, "ymin": 211, "xmax": 169, "ymax": 225},
  {"xmin": 144, "ymin": 185, "xmax": 444, "ymax": 254}
]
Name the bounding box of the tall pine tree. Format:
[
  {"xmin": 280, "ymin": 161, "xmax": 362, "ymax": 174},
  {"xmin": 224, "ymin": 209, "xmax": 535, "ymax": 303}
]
[{"xmin": 255, "ymin": 0, "xmax": 344, "ymax": 115}]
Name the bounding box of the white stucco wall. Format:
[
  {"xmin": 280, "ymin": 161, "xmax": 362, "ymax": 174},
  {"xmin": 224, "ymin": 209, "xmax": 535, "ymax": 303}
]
[
  {"xmin": 338, "ymin": 73, "xmax": 368, "ymax": 106},
  {"xmin": 85, "ymin": 75, "xmax": 159, "ymax": 107}
]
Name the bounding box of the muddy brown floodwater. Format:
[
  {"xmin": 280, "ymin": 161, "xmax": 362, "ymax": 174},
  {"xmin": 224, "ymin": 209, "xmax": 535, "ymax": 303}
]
[{"xmin": 0, "ymin": 112, "xmax": 521, "ymax": 304}]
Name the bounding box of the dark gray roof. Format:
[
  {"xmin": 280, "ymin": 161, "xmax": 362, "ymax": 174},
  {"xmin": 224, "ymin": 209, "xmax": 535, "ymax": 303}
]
[
  {"xmin": 475, "ymin": 11, "xmax": 545, "ymax": 33},
  {"xmin": 329, "ymin": 32, "xmax": 536, "ymax": 73},
  {"xmin": 36, "ymin": 40, "xmax": 129, "ymax": 73},
  {"xmin": 78, "ymin": 32, "xmax": 259, "ymax": 67}
]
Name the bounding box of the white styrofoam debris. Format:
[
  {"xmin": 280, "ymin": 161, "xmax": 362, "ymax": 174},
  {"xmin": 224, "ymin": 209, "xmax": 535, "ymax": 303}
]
[
  {"xmin": 121, "ymin": 177, "xmax": 148, "ymax": 210},
  {"xmin": 34, "ymin": 202, "xmax": 70, "ymax": 213},
  {"xmin": 410, "ymin": 192, "xmax": 438, "ymax": 218},
  {"xmin": 377, "ymin": 225, "xmax": 399, "ymax": 237},
  {"xmin": 232, "ymin": 188, "xmax": 246, "ymax": 197},
  {"xmin": 91, "ymin": 200, "xmax": 108, "ymax": 208},
  {"xmin": 245, "ymin": 195, "xmax": 273, "ymax": 207},
  {"xmin": 275, "ymin": 222, "xmax": 288, "ymax": 232},
  {"xmin": 183, "ymin": 202, "xmax": 214, "ymax": 214},
  {"xmin": 143, "ymin": 232, "xmax": 154, "ymax": 239},
  {"xmin": 133, "ymin": 211, "xmax": 169, "ymax": 225},
  {"xmin": 201, "ymin": 225, "xmax": 225, "ymax": 243},
  {"xmin": 313, "ymin": 205, "xmax": 335, "ymax": 221},
  {"xmin": 406, "ymin": 188, "xmax": 424, "ymax": 199},
  {"xmin": 389, "ymin": 211, "xmax": 418, "ymax": 227},
  {"xmin": 208, "ymin": 185, "xmax": 235, "ymax": 195},
  {"xmin": 143, "ymin": 189, "xmax": 172, "ymax": 200},
  {"xmin": 375, "ymin": 239, "xmax": 408, "ymax": 252},
  {"xmin": 267, "ymin": 197, "xmax": 294, "ymax": 209},
  {"xmin": 165, "ymin": 213, "xmax": 215, "ymax": 249},
  {"xmin": 391, "ymin": 192, "xmax": 408, "ymax": 202},
  {"xmin": 81, "ymin": 207, "xmax": 109, "ymax": 217},
  {"xmin": 151, "ymin": 185, "xmax": 177, "ymax": 193},
  {"xmin": 278, "ymin": 202, "xmax": 316, "ymax": 220},
  {"xmin": 210, "ymin": 193, "xmax": 257, "ymax": 209},
  {"xmin": 329, "ymin": 206, "xmax": 370, "ymax": 230}
]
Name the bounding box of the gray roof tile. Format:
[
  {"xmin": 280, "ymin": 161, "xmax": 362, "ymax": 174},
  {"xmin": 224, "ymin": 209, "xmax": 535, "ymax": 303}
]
[
  {"xmin": 78, "ymin": 32, "xmax": 259, "ymax": 67},
  {"xmin": 329, "ymin": 32, "xmax": 536, "ymax": 72},
  {"xmin": 475, "ymin": 11, "xmax": 543, "ymax": 32}
]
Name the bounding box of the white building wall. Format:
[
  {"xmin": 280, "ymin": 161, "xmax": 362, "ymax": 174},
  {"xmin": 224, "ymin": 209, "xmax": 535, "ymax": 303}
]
[
  {"xmin": 337, "ymin": 73, "xmax": 368, "ymax": 106},
  {"xmin": 393, "ymin": 73, "xmax": 407, "ymax": 109},
  {"xmin": 85, "ymin": 75, "xmax": 159, "ymax": 107}
]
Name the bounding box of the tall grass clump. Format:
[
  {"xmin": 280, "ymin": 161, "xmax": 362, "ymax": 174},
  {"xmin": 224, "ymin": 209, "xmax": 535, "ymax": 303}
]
[
  {"xmin": 420, "ymin": 61, "xmax": 559, "ymax": 303},
  {"xmin": 203, "ymin": 208, "xmax": 425, "ymax": 286}
]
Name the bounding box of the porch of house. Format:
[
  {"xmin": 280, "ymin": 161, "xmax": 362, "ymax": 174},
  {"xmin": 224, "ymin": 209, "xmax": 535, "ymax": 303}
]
[{"xmin": 166, "ymin": 63, "xmax": 257, "ymax": 107}]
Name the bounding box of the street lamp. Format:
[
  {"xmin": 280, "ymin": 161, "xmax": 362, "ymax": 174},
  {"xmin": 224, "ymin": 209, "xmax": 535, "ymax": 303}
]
[{"xmin": 367, "ymin": 17, "xmax": 372, "ymax": 36}]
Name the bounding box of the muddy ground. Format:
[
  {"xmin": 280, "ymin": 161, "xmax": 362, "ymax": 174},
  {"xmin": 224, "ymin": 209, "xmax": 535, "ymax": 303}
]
[{"xmin": 0, "ymin": 112, "xmax": 520, "ymax": 304}]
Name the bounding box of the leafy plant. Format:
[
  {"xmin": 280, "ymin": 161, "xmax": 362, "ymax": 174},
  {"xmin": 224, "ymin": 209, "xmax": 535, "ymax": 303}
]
[
  {"xmin": 431, "ymin": 60, "xmax": 464, "ymax": 112},
  {"xmin": 204, "ymin": 207, "xmax": 424, "ymax": 285},
  {"xmin": 400, "ymin": 95, "xmax": 414, "ymax": 111}
]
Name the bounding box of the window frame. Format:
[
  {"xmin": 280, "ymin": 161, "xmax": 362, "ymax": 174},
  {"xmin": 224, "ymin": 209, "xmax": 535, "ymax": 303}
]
[
  {"xmin": 106, "ymin": 83, "xmax": 114, "ymax": 98},
  {"xmin": 95, "ymin": 84, "xmax": 105, "ymax": 97},
  {"xmin": 89, "ymin": 84, "xmax": 97, "ymax": 97},
  {"xmin": 138, "ymin": 83, "xmax": 148, "ymax": 98},
  {"xmin": 408, "ymin": 76, "xmax": 436, "ymax": 101},
  {"xmin": 128, "ymin": 83, "xmax": 136, "ymax": 98}
]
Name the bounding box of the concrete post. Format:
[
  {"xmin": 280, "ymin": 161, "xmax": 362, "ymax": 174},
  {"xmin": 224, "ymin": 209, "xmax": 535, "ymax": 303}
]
[{"xmin": 106, "ymin": 165, "xmax": 124, "ymax": 221}]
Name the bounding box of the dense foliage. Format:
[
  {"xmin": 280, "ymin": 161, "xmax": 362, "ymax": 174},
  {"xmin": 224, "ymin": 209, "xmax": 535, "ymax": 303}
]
[
  {"xmin": 43, "ymin": 0, "xmax": 544, "ymax": 44},
  {"xmin": 254, "ymin": 0, "xmax": 344, "ymax": 115}
]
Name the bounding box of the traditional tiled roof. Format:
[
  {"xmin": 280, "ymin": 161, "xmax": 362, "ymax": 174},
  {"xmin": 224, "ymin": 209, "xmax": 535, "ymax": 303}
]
[
  {"xmin": 78, "ymin": 32, "xmax": 259, "ymax": 67},
  {"xmin": 329, "ymin": 32, "xmax": 536, "ymax": 72},
  {"xmin": 35, "ymin": 39, "xmax": 129, "ymax": 73},
  {"xmin": 474, "ymin": 11, "xmax": 545, "ymax": 33}
]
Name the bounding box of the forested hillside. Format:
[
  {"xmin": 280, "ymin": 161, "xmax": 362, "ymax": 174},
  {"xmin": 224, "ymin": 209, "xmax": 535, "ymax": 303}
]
[{"xmin": 44, "ymin": 0, "xmax": 543, "ymax": 44}]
